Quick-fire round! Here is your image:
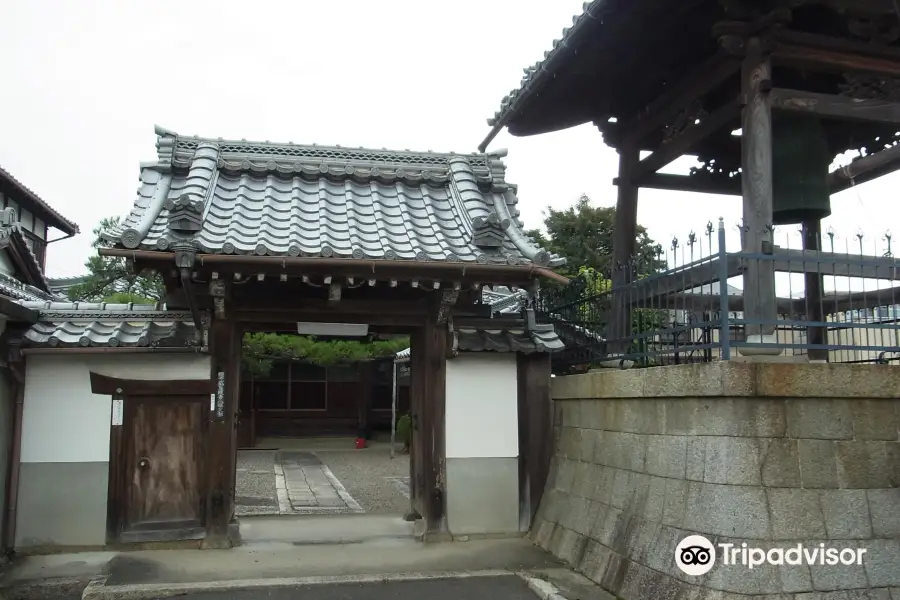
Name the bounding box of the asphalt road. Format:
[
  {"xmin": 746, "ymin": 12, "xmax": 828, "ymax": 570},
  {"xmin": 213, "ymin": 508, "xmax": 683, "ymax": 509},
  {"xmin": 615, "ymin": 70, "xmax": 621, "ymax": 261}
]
[{"xmin": 149, "ymin": 576, "xmax": 537, "ymax": 600}]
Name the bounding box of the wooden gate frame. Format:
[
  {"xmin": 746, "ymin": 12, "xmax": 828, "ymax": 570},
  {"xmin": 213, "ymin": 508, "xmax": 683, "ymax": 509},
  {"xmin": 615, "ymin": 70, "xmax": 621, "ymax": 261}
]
[{"xmin": 90, "ymin": 372, "xmax": 216, "ymax": 544}]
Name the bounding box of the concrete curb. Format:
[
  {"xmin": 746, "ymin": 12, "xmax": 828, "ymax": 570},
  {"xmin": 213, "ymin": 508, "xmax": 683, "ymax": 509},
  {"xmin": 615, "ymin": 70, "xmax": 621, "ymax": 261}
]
[
  {"xmin": 518, "ymin": 573, "xmax": 570, "ymax": 600},
  {"xmin": 80, "ymin": 569, "xmax": 520, "ymax": 600},
  {"xmin": 2, "ymin": 576, "xmax": 95, "ymax": 600}
]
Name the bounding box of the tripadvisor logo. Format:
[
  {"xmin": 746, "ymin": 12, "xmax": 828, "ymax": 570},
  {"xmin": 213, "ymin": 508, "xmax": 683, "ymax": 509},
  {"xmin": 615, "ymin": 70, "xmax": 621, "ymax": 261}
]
[
  {"xmin": 675, "ymin": 535, "xmax": 868, "ymax": 575},
  {"xmin": 675, "ymin": 535, "xmax": 716, "ymax": 576}
]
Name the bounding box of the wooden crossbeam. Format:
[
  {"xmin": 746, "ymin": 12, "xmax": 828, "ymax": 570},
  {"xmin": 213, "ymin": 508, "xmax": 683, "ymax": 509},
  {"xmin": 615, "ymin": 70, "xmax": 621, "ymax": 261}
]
[
  {"xmin": 773, "ymin": 43, "xmax": 900, "ymax": 78},
  {"xmin": 768, "ymin": 249, "xmax": 900, "ymax": 280},
  {"xmin": 620, "ymin": 255, "xmax": 744, "ymax": 305},
  {"xmin": 620, "ymin": 251, "xmax": 899, "ymax": 305},
  {"xmin": 621, "ymin": 52, "xmax": 741, "ymax": 146},
  {"xmin": 774, "ymin": 29, "xmax": 900, "ymax": 63},
  {"xmin": 614, "ymin": 143, "xmax": 900, "ymax": 197},
  {"xmin": 649, "ymin": 288, "xmax": 900, "ymax": 317},
  {"xmin": 808, "ymin": 287, "xmax": 900, "ymax": 316},
  {"xmin": 235, "ymin": 310, "xmax": 422, "ymax": 327},
  {"xmin": 616, "ymin": 173, "xmax": 742, "ymax": 196},
  {"xmin": 829, "ymin": 144, "xmax": 900, "ymax": 193},
  {"xmin": 631, "ymin": 98, "xmax": 743, "ymax": 184},
  {"xmin": 769, "ymin": 88, "xmax": 900, "ymax": 124}
]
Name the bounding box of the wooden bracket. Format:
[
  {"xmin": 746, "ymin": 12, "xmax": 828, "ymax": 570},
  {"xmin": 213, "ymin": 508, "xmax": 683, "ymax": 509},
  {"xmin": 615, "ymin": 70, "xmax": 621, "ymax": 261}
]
[
  {"xmin": 329, "ymin": 281, "xmax": 342, "ymax": 302},
  {"xmin": 446, "ymin": 317, "xmax": 459, "ymax": 359},
  {"xmin": 209, "ymin": 279, "xmax": 230, "ymax": 320},
  {"xmin": 713, "ymin": 7, "xmax": 792, "ymax": 39},
  {"xmin": 436, "ymin": 286, "xmax": 460, "ymax": 325},
  {"xmin": 620, "ymin": 52, "xmax": 740, "ymax": 147},
  {"xmin": 631, "ymin": 97, "xmax": 743, "ymax": 184}
]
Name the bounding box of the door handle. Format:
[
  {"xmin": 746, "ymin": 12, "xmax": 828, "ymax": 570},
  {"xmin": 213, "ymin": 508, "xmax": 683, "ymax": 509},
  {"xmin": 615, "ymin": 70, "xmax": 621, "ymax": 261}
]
[{"xmin": 138, "ymin": 457, "xmax": 151, "ymax": 469}]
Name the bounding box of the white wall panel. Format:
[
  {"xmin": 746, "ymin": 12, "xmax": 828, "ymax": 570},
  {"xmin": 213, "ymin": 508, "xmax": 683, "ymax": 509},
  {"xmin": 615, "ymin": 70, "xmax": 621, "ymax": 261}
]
[
  {"xmin": 21, "ymin": 354, "xmax": 210, "ymax": 463},
  {"xmin": 445, "ymin": 353, "xmax": 518, "ymax": 459}
]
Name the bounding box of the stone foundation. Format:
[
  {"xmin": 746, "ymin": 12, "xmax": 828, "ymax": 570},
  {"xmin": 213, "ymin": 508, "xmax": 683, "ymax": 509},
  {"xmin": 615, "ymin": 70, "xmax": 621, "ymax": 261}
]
[{"xmin": 533, "ymin": 362, "xmax": 900, "ymax": 599}]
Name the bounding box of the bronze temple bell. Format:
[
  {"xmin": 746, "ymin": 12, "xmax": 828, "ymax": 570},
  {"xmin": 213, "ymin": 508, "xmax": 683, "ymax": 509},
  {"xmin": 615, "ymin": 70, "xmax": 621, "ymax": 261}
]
[{"xmin": 771, "ymin": 113, "xmax": 833, "ymax": 226}]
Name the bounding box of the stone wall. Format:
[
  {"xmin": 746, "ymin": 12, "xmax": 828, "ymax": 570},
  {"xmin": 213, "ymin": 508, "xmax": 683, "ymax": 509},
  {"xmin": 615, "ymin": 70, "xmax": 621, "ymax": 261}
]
[{"xmin": 532, "ymin": 362, "xmax": 899, "ymax": 599}]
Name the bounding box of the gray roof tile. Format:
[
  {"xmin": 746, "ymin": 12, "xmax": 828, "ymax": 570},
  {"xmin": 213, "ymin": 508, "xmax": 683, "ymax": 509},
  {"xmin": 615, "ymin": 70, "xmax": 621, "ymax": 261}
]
[
  {"xmin": 395, "ymin": 287, "xmax": 529, "ymax": 359},
  {"xmin": 24, "ymin": 320, "xmax": 199, "ymax": 348},
  {"xmin": 395, "ymin": 326, "xmax": 564, "ymax": 359},
  {"xmin": 18, "ymin": 301, "xmax": 200, "ymax": 348},
  {"xmin": 484, "ymin": 1, "xmax": 602, "ymax": 135},
  {"xmin": 46, "ymin": 274, "xmax": 90, "ymax": 295},
  {"xmin": 0, "ymin": 217, "xmax": 53, "ymax": 293},
  {"xmin": 0, "ymin": 165, "xmax": 80, "ymax": 235},
  {"xmin": 0, "ymin": 272, "xmax": 54, "ymax": 303},
  {"xmin": 104, "ymin": 127, "xmax": 564, "ymax": 268},
  {"xmin": 455, "ymin": 327, "xmax": 565, "ymax": 354},
  {"xmin": 485, "ymin": 288, "xmax": 529, "ymax": 314}
]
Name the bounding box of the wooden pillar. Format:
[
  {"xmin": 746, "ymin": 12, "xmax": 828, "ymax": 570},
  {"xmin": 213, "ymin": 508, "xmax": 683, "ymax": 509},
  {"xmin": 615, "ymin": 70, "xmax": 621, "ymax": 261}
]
[
  {"xmin": 3, "ymin": 356, "xmax": 25, "ymax": 553},
  {"xmin": 203, "ymin": 281, "xmax": 240, "ymax": 548},
  {"xmin": 408, "ymin": 318, "xmax": 448, "ymax": 537},
  {"xmin": 357, "ymin": 360, "xmax": 375, "ymax": 439},
  {"xmin": 407, "ymin": 329, "xmax": 423, "ymax": 520},
  {"xmin": 740, "ymin": 37, "xmax": 778, "ymax": 345},
  {"xmin": 610, "ymin": 142, "xmax": 640, "ymax": 352},
  {"xmin": 803, "ymin": 220, "xmax": 828, "ymax": 361},
  {"xmin": 517, "ymin": 352, "xmax": 552, "ymax": 531}
]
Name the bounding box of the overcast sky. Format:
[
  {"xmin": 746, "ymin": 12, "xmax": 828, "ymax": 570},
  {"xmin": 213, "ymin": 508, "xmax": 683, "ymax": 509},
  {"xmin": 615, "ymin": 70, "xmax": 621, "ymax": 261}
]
[{"xmin": 1, "ymin": 0, "xmax": 896, "ymax": 281}]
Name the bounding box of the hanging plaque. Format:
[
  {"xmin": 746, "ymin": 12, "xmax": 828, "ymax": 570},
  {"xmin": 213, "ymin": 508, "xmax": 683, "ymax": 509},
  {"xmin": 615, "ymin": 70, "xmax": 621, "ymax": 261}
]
[
  {"xmin": 215, "ymin": 371, "xmax": 225, "ymax": 419},
  {"xmin": 111, "ymin": 399, "xmax": 124, "ymax": 426}
]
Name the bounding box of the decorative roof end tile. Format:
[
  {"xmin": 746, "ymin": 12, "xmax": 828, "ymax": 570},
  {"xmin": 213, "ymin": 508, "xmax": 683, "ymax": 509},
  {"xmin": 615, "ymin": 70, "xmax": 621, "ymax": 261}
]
[
  {"xmin": 165, "ymin": 194, "xmax": 204, "ymax": 235},
  {"xmin": 472, "ymin": 212, "xmax": 511, "ymax": 248}
]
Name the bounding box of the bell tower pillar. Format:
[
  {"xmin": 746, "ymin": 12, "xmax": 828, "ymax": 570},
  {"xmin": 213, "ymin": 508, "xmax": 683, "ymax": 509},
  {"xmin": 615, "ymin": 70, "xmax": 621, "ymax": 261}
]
[{"xmin": 739, "ymin": 35, "xmax": 781, "ymax": 356}]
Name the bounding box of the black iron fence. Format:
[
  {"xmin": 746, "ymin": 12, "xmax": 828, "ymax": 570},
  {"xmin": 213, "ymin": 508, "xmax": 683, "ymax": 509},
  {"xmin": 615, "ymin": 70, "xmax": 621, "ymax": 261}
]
[{"xmin": 536, "ymin": 219, "xmax": 900, "ymax": 374}]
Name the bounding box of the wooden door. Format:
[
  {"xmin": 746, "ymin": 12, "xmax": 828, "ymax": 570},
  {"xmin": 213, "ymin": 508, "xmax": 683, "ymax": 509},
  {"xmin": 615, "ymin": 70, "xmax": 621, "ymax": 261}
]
[{"xmin": 117, "ymin": 396, "xmax": 207, "ymax": 543}]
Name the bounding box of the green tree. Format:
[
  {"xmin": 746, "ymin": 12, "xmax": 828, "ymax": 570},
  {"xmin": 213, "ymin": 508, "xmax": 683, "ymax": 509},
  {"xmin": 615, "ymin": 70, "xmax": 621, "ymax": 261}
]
[
  {"xmin": 67, "ymin": 216, "xmax": 165, "ymax": 303},
  {"xmin": 528, "ymin": 199, "xmax": 670, "ymax": 368},
  {"xmin": 526, "ymin": 194, "xmax": 664, "ymax": 278},
  {"xmin": 241, "ymin": 333, "xmax": 409, "ymax": 377}
]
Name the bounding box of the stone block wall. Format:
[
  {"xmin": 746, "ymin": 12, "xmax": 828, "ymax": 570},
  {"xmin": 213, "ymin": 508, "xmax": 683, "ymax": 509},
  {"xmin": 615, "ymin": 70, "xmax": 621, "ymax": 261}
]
[{"xmin": 532, "ymin": 362, "xmax": 900, "ymax": 599}]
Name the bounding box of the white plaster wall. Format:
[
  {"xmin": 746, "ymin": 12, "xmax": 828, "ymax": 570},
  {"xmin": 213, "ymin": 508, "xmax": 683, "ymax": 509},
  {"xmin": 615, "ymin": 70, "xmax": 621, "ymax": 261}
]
[
  {"xmin": 21, "ymin": 353, "xmax": 211, "ymax": 464},
  {"xmin": 445, "ymin": 353, "xmax": 518, "ymax": 459}
]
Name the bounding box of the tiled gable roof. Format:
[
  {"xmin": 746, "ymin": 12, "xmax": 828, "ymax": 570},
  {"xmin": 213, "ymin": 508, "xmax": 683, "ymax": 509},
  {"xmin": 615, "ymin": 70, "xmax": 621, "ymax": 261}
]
[
  {"xmin": 18, "ymin": 301, "xmax": 200, "ymax": 348},
  {"xmin": 395, "ymin": 325, "xmax": 563, "ymax": 360},
  {"xmin": 0, "ymin": 165, "xmax": 80, "ymax": 235},
  {"xmin": 46, "ymin": 274, "xmax": 90, "ymax": 296},
  {"xmin": 0, "ymin": 212, "xmax": 52, "ymax": 293},
  {"xmin": 0, "ymin": 271, "xmax": 54, "ymax": 303},
  {"xmin": 394, "ymin": 286, "xmax": 552, "ymax": 360},
  {"xmin": 102, "ymin": 126, "xmax": 564, "ymax": 269},
  {"xmin": 481, "ymin": 1, "xmax": 603, "ymax": 149}
]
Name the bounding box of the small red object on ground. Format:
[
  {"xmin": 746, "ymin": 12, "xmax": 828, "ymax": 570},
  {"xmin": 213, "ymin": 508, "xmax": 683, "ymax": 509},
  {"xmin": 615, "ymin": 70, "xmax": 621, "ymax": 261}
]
[{"xmin": 355, "ymin": 437, "xmax": 366, "ymax": 449}]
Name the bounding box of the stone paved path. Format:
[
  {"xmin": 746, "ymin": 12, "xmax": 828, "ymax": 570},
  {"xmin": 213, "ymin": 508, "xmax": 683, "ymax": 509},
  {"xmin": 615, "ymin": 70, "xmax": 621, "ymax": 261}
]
[
  {"xmin": 235, "ymin": 450, "xmax": 364, "ymax": 516},
  {"xmin": 280, "ymin": 451, "xmax": 364, "ymax": 514}
]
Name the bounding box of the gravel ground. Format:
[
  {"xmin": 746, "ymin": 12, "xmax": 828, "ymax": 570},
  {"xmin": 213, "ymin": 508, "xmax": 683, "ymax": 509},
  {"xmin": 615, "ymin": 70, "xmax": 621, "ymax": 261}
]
[
  {"xmin": 234, "ymin": 450, "xmax": 278, "ymax": 516},
  {"xmin": 314, "ymin": 445, "xmax": 410, "ymax": 515}
]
